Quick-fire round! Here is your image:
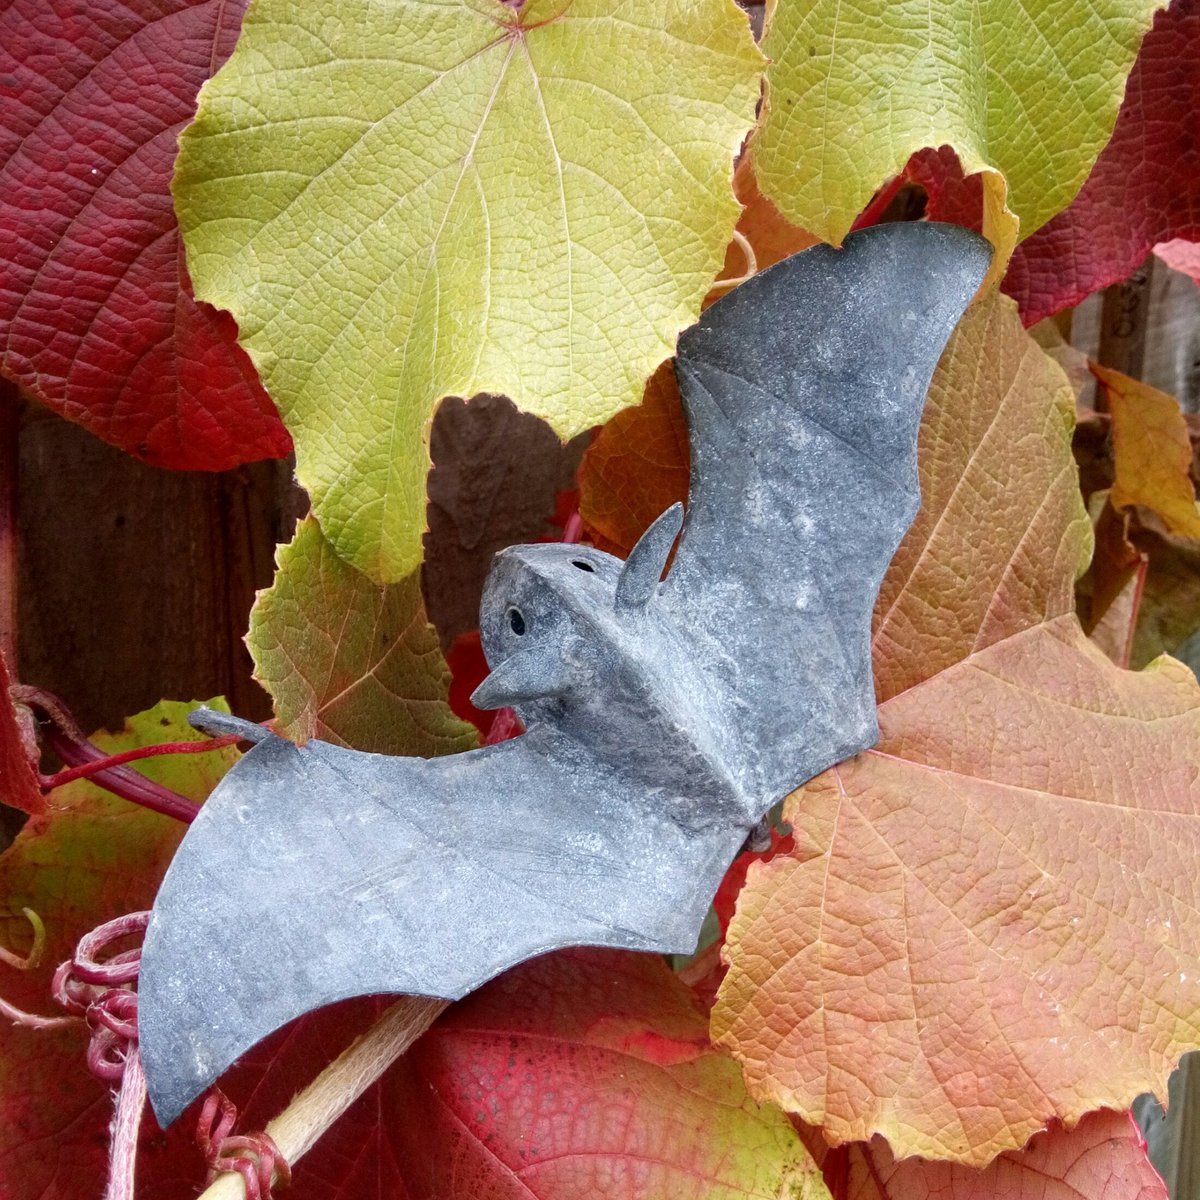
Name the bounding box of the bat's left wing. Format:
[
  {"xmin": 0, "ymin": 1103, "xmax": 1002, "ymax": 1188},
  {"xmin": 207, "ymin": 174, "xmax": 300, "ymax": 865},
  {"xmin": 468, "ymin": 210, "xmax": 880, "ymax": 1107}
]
[
  {"xmin": 664, "ymin": 222, "xmax": 991, "ymax": 803},
  {"xmin": 139, "ymin": 725, "xmax": 743, "ymax": 1126}
]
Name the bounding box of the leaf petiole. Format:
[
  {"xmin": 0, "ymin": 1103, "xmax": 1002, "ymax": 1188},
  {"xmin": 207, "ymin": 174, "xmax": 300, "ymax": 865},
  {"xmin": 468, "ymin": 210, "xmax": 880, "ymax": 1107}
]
[
  {"xmin": 14, "ymin": 686, "xmax": 243, "ymax": 824},
  {"xmin": 38, "ymin": 736, "xmax": 239, "ymax": 792}
]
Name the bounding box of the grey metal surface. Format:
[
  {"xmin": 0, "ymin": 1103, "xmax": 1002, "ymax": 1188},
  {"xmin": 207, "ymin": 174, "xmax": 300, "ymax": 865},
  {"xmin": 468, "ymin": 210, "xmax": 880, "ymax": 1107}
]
[
  {"xmin": 1135, "ymin": 1053, "xmax": 1200, "ymax": 1199},
  {"xmin": 139, "ymin": 221, "xmax": 991, "ymax": 1126}
]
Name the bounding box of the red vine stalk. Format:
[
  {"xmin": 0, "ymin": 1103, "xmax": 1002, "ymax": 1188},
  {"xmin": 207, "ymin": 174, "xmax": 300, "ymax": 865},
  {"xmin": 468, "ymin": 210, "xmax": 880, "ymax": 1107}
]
[
  {"xmin": 39, "ymin": 735, "xmax": 239, "ymax": 790},
  {"xmin": 15, "ymin": 686, "xmax": 238, "ymax": 822},
  {"xmin": 38, "ymin": 722, "xmax": 203, "ymax": 822}
]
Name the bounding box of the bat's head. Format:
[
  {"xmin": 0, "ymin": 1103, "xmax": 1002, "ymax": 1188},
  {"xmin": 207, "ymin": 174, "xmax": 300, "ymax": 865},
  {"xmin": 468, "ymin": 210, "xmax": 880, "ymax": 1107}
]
[{"xmin": 472, "ymin": 504, "xmax": 684, "ymax": 716}]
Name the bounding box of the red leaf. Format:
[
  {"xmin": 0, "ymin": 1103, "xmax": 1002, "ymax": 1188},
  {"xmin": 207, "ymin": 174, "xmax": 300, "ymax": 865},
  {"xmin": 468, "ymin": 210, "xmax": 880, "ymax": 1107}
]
[
  {"xmin": 796, "ymin": 1110, "xmax": 1166, "ymax": 1200},
  {"xmin": 446, "ymin": 629, "xmax": 523, "ymax": 741},
  {"xmin": 0, "ymin": 702, "xmax": 238, "ymax": 1199},
  {"xmin": 904, "ymin": 147, "xmax": 984, "ymax": 234},
  {"xmin": 1004, "ymin": 0, "xmax": 1200, "ymax": 325},
  {"xmin": 712, "ymin": 828, "xmax": 795, "ymax": 939},
  {"xmin": 0, "ymin": 0, "xmax": 291, "ymax": 470},
  {"xmin": 137, "ymin": 997, "xmax": 391, "ymax": 1198},
  {"xmin": 134, "ymin": 951, "xmax": 811, "ymax": 1200},
  {"xmin": 376, "ymin": 950, "xmax": 808, "ymax": 1199}
]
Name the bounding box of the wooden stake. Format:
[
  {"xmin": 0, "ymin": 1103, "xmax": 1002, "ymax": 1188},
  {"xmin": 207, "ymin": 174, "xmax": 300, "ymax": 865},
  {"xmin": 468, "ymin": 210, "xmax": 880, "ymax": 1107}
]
[
  {"xmin": 198, "ymin": 995, "xmax": 449, "ymax": 1200},
  {"xmin": 0, "ymin": 379, "xmax": 20, "ymax": 670}
]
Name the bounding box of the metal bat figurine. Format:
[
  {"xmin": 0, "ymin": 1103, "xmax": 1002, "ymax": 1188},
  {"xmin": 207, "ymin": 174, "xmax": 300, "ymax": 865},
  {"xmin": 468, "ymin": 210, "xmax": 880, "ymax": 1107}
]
[{"xmin": 140, "ymin": 221, "xmax": 990, "ymax": 1125}]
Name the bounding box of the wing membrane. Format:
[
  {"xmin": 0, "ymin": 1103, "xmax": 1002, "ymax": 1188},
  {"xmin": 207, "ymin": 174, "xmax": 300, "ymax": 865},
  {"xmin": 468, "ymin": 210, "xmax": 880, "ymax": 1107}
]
[
  {"xmin": 139, "ymin": 730, "xmax": 744, "ymax": 1125},
  {"xmin": 666, "ymin": 222, "xmax": 990, "ymax": 799}
]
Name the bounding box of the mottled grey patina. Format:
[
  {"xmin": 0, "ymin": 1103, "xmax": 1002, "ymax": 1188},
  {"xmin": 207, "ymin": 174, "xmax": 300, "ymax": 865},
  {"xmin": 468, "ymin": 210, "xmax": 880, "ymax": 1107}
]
[{"xmin": 139, "ymin": 222, "xmax": 991, "ymax": 1125}]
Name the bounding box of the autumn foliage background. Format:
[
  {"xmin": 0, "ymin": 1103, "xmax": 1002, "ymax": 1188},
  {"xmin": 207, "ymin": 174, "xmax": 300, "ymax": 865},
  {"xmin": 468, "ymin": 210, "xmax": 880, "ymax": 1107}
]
[{"xmin": 1, "ymin": 0, "xmax": 1199, "ymax": 1196}]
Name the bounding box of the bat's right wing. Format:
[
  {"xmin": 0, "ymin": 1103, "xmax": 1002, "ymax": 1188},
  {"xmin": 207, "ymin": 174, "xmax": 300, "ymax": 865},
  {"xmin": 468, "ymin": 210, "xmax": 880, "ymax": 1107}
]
[
  {"xmin": 665, "ymin": 222, "xmax": 991, "ymax": 803},
  {"xmin": 139, "ymin": 726, "xmax": 745, "ymax": 1126}
]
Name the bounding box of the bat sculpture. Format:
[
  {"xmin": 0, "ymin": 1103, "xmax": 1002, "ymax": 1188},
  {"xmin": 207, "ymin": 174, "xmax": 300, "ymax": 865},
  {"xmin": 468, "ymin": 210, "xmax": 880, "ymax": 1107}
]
[{"xmin": 140, "ymin": 221, "xmax": 991, "ymax": 1125}]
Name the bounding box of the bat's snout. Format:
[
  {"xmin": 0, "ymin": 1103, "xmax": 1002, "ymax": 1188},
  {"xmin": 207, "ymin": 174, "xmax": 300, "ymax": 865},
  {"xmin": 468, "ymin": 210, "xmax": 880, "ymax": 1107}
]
[{"xmin": 471, "ymin": 645, "xmax": 574, "ymax": 709}]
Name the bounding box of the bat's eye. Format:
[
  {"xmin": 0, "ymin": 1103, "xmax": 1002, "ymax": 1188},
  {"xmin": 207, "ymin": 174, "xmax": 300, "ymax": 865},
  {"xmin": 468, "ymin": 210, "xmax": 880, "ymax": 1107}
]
[
  {"xmin": 507, "ymin": 607, "xmax": 527, "ymax": 636},
  {"xmin": 571, "ymin": 560, "xmax": 595, "ymax": 573}
]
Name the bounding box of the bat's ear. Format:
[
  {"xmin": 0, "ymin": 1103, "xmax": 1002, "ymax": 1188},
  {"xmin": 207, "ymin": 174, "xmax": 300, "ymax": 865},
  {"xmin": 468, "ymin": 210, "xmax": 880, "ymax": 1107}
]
[
  {"xmin": 616, "ymin": 502, "xmax": 684, "ymax": 612},
  {"xmin": 471, "ymin": 647, "xmax": 574, "ymax": 710}
]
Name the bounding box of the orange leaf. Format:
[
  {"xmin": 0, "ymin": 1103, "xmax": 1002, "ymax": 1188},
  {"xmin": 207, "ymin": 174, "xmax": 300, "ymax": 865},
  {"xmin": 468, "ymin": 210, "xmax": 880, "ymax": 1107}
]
[
  {"xmin": 797, "ymin": 1109, "xmax": 1166, "ymax": 1200},
  {"xmin": 579, "ymin": 360, "xmax": 690, "ymax": 556},
  {"xmin": 872, "ymin": 293, "xmax": 1091, "ymax": 702},
  {"xmin": 1092, "ymin": 365, "xmax": 1200, "ymax": 540},
  {"xmin": 716, "ymin": 158, "xmax": 820, "ymax": 287},
  {"xmin": 713, "ymin": 293, "xmax": 1200, "ymax": 1165}
]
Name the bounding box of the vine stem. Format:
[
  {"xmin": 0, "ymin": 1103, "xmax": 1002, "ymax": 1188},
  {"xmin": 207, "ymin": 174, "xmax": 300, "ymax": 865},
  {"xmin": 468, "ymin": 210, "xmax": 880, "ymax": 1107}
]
[
  {"xmin": 707, "ymin": 229, "xmax": 758, "ymax": 294},
  {"xmin": 39, "ymin": 721, "xmax": 202, "ymax": 822},
  {"xmin": 13, "ymin": 685, "xmax": 230, "ymax": 822},
  {"xmin": 198, "ymin": 996, "xmax": 449, "ymax": 1200},
  {"xmin": 39, "ymin": 735, "xmax": 239, "ymax": 790}
]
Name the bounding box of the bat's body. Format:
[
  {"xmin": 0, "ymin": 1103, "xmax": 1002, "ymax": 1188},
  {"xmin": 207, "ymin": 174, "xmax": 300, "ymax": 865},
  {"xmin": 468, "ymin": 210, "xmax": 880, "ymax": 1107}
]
[
  {"xmin": 477, "ymin": 529, "xmax": 763, "ymax": 831},
  {"xmin": 139, "ymin": 222, "xmax": 991, "ymax": 1125}
]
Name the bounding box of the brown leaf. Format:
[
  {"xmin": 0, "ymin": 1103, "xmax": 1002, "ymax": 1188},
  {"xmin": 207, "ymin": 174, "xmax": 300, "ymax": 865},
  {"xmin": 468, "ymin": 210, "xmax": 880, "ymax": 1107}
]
[
  {"xmin": 424, "ymin": 393, "xmax": 589, "ymax": 647},
  {"xmin": 1081, "ymin": 499, "xmax": 1148, "ymax": 670}
]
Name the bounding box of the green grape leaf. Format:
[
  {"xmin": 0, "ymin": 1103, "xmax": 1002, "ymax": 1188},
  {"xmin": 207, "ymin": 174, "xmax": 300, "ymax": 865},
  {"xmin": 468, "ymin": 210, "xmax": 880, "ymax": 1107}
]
[
  {"xmin": 248, "ymin": 516, "xmax": 478, "ymax": 755},
  {"xmin": 753, "ymin": 0, "xmax": 1162, "ymax": 263},
  {"xmin": 175, "ymin": 0, "xmax": 762, "ymax": 581}
]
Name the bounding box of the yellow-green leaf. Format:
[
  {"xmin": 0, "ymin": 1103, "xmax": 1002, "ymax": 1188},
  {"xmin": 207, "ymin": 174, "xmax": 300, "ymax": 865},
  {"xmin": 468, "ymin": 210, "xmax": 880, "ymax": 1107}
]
[
  {"xmin": 1093, "ymin": 364, "xmax": 1200, "ymax": 539},
  {"xmin": 175, "ymin": 0, "xmax": 763, "ymax": 581},
  {"xmin": 248, "ymin": 516, "xmax": 477, "ymax": 755},
  {"xmin": 753, "ymin": 0, "xmax": 1162, "ymax": 262}
]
